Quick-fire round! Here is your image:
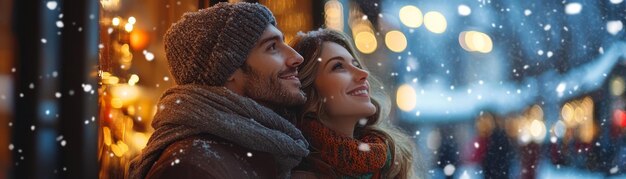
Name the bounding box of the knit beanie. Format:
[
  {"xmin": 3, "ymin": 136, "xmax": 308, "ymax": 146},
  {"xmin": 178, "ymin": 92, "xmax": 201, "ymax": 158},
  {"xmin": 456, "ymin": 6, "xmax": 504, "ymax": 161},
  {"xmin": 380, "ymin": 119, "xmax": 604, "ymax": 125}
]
[{"xmin": 164, "ymin": 2, "xmax": 277, "ymax": 86}]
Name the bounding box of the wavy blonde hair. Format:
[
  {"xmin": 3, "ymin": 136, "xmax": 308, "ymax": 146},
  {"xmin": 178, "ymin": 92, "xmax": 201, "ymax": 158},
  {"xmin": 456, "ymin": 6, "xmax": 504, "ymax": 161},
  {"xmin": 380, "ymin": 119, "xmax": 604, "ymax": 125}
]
[{"xmin": 289, "ymin": 29, "xmax": 416, "ymax": 178}]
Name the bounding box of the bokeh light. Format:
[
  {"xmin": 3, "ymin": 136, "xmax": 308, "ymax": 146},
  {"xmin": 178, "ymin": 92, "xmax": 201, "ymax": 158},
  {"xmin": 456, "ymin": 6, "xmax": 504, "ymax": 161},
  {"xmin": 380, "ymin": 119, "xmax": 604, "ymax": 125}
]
[
  {"xmin": 399, "ymin": 5, "xmax": 423, "ymax": 28},
  {"xmin": 385, "ymin": 30, "xmax": 408, "ymax": 52},
  {"xmin": 424, "ymin": 11, "xmax": 447, "ymax": 33},
  {"xmin": 396, "ymin": 84, "xmax": 417, "ymax": 111}
]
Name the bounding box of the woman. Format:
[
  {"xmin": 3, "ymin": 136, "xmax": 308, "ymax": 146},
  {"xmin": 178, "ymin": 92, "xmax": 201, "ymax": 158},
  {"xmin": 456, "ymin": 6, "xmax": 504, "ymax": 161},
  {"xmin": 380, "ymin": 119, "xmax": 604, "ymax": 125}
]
[{"xmin": 289, "ymin": 29, "xmax": 416, "ymax": 178}]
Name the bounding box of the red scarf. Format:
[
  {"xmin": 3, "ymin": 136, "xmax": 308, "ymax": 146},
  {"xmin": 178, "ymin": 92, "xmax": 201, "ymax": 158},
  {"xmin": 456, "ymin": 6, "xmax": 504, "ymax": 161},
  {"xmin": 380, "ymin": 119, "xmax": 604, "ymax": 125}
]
[{"xmin": 299, "ymin": 119, "xmax": 389, "ymax": 177}]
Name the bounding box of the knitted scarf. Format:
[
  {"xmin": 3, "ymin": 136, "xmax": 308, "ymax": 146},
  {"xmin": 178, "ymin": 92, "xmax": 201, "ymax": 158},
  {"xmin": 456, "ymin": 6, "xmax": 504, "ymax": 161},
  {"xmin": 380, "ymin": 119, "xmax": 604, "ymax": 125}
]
[
  {"xmin": 299, "ymin": 118, "xmax": 389, "ymax": 178},
  {"xmin": 127, "ymin": 85, "xmax": 309, "ymax": 179}
]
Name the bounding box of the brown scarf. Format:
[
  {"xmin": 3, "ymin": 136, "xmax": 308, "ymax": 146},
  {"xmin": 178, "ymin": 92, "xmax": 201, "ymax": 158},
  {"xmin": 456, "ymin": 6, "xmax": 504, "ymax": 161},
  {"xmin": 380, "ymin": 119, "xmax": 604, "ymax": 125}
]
[
  {"xmin": 299, "ymin": 118, "xmax": 388, "ymax": 177},
  {"xmin": 127, "ymin": 85, "xmax": 309, "ymax": 179}
]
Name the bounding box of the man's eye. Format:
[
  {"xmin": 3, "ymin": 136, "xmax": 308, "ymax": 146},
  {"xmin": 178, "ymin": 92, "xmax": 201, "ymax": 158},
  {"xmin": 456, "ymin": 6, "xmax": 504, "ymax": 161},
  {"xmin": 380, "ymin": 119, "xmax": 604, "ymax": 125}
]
[{"xmin": 267, "ymin": 43, "xmax": 276, "ymax": 51}]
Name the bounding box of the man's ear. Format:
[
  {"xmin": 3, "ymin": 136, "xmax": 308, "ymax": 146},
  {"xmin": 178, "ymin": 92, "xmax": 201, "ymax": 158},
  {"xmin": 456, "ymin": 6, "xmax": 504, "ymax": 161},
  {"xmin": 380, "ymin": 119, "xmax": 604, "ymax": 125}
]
[{"xmin": 225, "ymin": 69, "xmax": 245, "ymax": 95}]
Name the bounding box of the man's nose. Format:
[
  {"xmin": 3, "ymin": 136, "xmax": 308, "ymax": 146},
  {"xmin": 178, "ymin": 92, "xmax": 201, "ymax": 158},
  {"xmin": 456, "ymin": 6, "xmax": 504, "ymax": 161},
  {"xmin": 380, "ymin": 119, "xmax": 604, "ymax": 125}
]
[{"xmin": 285, "ymin": 45, "xmax": 304, "ymax": 68}]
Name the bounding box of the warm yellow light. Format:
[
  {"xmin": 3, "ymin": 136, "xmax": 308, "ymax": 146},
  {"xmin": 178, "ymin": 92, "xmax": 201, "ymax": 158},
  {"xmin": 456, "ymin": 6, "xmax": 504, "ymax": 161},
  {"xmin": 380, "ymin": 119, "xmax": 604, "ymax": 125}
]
[
  {"xmin": 110, "ymin": 84, "xmax": 140, "ymax": 102},
  {"xmin": 529, "ymin": 120, "xmax": 545, "ymax": 138},
  {"xmin": 121, "ymin": 44, "xmax": 131, "ymax": 55},
  {"xmin": 561, "ymin": 103, "xmax": 575, "ymax": 126},
  {"xmin": 127, "ymin": 106, "xmax": 136, "ymax": 116},
  {"xmin": 117, "ymin": 140, "xmax": 129, "ymax": 153},
  {"xmin": 103, "ymin": 127, "xmax": 112, "ymax": 146},
  {"xmin": 111, "ymin": 98, "xmax": 123, "ymax": 108},
  {"xmin": 458, "ymin": 31, "xmax": 470, "ymax": 51},
  {"xmin": 324, "ymin": 0, "xmax": 344, "ymax": 31},
  {"xmin": 354, "ymin": 31, "xmax": 377, "ymax": 54},
  {"xmin": 459, "ymin": 31, "xmax": 493, "ymax": 53},
  {"xmin": 579, "ymin": 122, "xmax": 595, "ymax": 143},
  {"xmin": 385, "ymin": 30, "xmax": 408, "ymax": 52},
  {"xmin": 424, "ymin": 11, "xmax": 447, "ymax": 33},
  {"xmin": 574, "ymin": 106, "xmax": 585, "ymax": 124},
  {"xmin": 131, "ymin": 133, "xmax": 149, "ymax": 150},
  {"xmin": 112, "ymin": 17, "xmax": 120, "ymax": 26},
  {"xmin": 396, "ymin": 84, "xmax": 417, "ymax": 111},
  {"xmin": 111, "ymin": 142, "xmax": 126, "ymax": 157},
  {"xmin": 399, "ymin": 5, "xmax": 423, "ymax": 28},
  {"xmin": 529, "ymin": 105, "xmax": 543, "ymax": 120},
  {"xmin": 100, "ymin": 0, "xmax": 120, "ymax": 11},
  {"xmin": 128, "ymin": 74, "xmax": 139, "ymax": 86},
  {"xmin": 611, "ymin": 77, "xmax": 625, "ymax": 96},
  {"xmin": 128, "ymin": 16, "xmax": 136, "ymax": 25},
  {"xmin": 105, "ymin": 76, "xmax": 119, "ymax": 85},
  {"xmin": 124, "ymin": 23, "xmax": 133, "ymax": 32}
]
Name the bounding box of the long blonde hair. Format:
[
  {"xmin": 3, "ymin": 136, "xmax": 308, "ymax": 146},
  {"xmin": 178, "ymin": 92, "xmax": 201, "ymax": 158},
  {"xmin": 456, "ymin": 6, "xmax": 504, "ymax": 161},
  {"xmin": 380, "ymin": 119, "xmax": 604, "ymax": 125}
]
[{"xmin": 290, "ymin": 29, "xmax": 416, "ymax": 178}]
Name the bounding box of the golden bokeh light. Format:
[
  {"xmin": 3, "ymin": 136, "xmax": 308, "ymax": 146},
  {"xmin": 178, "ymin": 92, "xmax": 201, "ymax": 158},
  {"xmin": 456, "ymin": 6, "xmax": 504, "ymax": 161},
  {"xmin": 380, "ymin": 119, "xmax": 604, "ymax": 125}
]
[
  {"xmin": 561, "ymin": 103, "xmax": 575, "ymax": 127},
  {"xmin": 396, "ymin": 84, "xmax": 417, "ymax": 111},
  {"xmin": 399, "ymin": 5, "xmax": 423, "ymax": 28},
  {"xmin": 324, "ymin": 0, "xmax": 344, "ymax": 31},
  {"xmin": 385, "ymin": 30, "xmax": 408, "ymax": 53},
  {"xmin": 354, "ymin": 31, "xmax": 377, "ymax": 54},
  {"xmin": 103, "ymin": 127, "xmax": 112, "ymax": 146},
  {"xmin": 611, "ymin": 77, "xmax": 625, "ymax": 96},
  {"xmin": 111, "ymin": 17, "xmax": 120, "ymax": 26},
  {"xmin": 459, "ymin": 31, "xmax": 493, "ymax": 53},
  {"xmin": 128, "ymin": 74, "xmax": 139, "ymax": 86},
  {"xmin": 529, "ymin": 119, "xmax": 546, "ymax": 139},
  {"xmin": 424, "ymin": 11, "xmax": 447, "ymax": 33},
  {"xmin": 124, "ymin": 23, "xmax": 133, "ymax": 32},
  {"xmin": 128, "ymin": 16, "xmax": 136, "ymax": 25}
]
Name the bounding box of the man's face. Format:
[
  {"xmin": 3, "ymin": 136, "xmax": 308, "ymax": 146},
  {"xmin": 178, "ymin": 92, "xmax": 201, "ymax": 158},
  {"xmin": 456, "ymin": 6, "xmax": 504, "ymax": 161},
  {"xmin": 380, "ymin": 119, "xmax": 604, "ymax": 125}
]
[{"xmin": 240, "ymin": 25, "xmax": 306, "ymax": 107}]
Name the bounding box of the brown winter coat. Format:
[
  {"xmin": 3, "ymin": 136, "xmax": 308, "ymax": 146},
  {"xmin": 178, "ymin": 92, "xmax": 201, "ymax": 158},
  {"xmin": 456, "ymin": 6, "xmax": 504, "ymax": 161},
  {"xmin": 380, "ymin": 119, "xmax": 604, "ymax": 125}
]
[{"xmin": 145, "ymin": 134, "xmax": 278, "ymax": 179}]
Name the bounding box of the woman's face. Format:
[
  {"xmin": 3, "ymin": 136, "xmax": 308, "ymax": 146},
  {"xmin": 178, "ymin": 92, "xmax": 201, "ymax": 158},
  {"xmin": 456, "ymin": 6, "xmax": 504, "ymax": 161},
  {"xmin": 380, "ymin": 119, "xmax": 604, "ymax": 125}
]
[{"xmin": 313, "ymin": 42, "xmax": 376, "ymax": 119}]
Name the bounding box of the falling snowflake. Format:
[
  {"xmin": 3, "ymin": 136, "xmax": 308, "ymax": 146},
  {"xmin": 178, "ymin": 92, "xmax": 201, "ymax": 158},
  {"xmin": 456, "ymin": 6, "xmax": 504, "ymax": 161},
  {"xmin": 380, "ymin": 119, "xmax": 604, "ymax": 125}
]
[
  {"xmin": 565, "ymin": 3, "xmax": 582, "ymax": 15},
  {"xmin": 82, "ymin": 84, "xmax": 92, "ymax": 92},
  {"xmin": 358, "ymin": 118, "xmax": 368, "ymax": 126},
  {"xmin": 607, "ymin": 20, "xmax": 623, "ymax": 35},
  {"xmin": 358, "ymin": 143, "xmax": 371, "ymax": 152},
  {"xmin": 458, "ymin": 4, "xmax": 471, "ymax": 16},
  {"xmin": 56, "ymin": 21, "xmax": 64, "ymax": 28},
  {"xmin": 474, "ymin": 142, "xmax": 480, "ymax": 149},
  {"xmin": 46, "ymin": 1, "xmax": 57, "ymax": 10},
  {"xmin": 610, "ymin": 166, "xmax": 619, "ymax": 174},
  {"xmin": 524, "ymin": 9, "xmax": 532, "ymax": 16},
  {"xmin": 143, "ymin": 50, "xmax": 155, "ymax": 61},
  {"xmin": 246, "ymin": 152, "xmax": 253, "ymax": 157},
  {"xmin": 41, "ymin": 38, "xmax": 47, "ymax": 44},
  {"xmin": 443, "ymin": 164, "xmax": 456, "ymax": 176},
  {"xmin": 544, "ymin": 24, "xmax": 551, "ymax": 31}
]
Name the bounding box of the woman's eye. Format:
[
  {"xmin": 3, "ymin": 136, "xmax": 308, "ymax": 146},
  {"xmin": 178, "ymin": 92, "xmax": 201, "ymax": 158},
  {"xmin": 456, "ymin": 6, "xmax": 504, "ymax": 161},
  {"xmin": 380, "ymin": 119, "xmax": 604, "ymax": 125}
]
[
  {"xmin": 352, "ymin": 60, "xmax": 362, "ymax": 69},
  {"xmin": 332, "ymin": 63, "xmax": 344, "ymax": 71}
]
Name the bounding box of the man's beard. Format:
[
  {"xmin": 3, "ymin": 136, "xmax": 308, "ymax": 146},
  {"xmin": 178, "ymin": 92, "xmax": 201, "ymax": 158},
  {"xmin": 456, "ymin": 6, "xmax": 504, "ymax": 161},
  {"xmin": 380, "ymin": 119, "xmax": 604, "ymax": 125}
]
[{"xmin": 242, "ymin": 65, "xmax": 306, "ymax": 109}]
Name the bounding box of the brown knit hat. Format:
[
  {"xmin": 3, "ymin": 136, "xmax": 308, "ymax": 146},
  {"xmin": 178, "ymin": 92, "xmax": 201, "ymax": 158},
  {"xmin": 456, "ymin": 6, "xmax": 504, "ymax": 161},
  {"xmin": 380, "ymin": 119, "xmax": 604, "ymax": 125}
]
[{"xmin": 164, "ymin": 2, "xmax": 276, "ymax": 86}]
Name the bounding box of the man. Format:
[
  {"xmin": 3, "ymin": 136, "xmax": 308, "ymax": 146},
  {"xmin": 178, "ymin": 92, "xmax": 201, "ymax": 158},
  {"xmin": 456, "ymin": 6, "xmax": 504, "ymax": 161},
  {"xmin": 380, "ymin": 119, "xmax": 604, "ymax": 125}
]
[{"xmin": 127, "ymin": 2, "xmax": 309, "ymax": 179}]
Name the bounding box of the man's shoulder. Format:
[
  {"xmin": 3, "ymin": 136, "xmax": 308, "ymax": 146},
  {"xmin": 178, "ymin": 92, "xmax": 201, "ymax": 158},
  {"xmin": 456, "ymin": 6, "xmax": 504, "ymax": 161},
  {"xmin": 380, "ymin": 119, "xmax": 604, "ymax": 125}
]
[{"xmin": 145, "ymin": 134, "xmax": 278, "ymax": 179}]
